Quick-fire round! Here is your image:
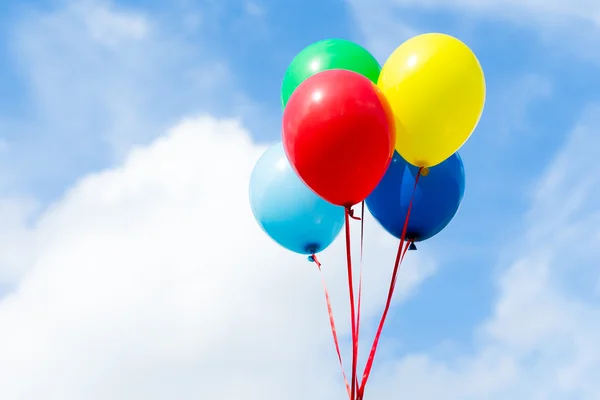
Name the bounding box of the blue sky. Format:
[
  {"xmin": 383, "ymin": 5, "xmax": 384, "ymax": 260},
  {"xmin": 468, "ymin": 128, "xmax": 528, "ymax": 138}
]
[{"xmin": 0, "ymin": 0, "xmax": 599, "ymax": 398}]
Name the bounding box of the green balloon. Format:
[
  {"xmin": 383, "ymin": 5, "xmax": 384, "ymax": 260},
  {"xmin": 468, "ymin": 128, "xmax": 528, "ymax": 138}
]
[{"xmin": 281, "ymin": 38, "xmax": 381, "ymax": 108}]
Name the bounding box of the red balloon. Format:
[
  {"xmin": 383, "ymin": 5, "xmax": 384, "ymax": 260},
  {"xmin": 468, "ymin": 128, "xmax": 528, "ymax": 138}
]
[{"xmin": 282, "ymin": 69, "xmax": 396, "ymax": 207}]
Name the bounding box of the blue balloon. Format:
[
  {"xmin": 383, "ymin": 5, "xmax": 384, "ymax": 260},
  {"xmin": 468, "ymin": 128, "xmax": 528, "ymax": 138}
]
[
  {"xmin": 366, "ymin": 151, "xmax": 465, "ymax": 242},
  {"xmin": 249, "ymin": 142, "xmax": 345, "ymax": 254}
]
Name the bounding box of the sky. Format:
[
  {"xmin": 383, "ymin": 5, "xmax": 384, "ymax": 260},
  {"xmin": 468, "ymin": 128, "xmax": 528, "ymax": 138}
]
[{"xmin": 0, "ymin": 0, "xmax": 599, "ymax": 398}]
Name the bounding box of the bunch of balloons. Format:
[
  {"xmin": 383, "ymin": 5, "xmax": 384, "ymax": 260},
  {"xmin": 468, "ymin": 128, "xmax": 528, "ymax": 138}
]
[{"xmin": 249, "ymin": 33, "xmax": 485, "ymax": 399}]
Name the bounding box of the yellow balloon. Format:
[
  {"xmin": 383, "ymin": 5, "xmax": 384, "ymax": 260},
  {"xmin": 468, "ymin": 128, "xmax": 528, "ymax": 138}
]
[{"xmin": 378, "ymin": 33, "xmax": 486, "ymax": 167}]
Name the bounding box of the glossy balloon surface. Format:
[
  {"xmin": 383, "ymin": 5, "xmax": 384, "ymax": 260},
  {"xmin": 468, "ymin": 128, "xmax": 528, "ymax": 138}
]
[
  {"xmin": 281, "ymin": 38, "xmax": 381, "ymax": 108},
  {"xmin": 378, "ymin": 33, "xmax": 485, "ymax": 167},
  {"xmin": 366, "ymin": 151, "xmax": 465, "ymax": 242},
  {"xmin": 249, "ymin": 142, "xmax": 345, "ymax": 254},
  {"xmin": 282, "ymin": 69, "xmax": 396, "ymax": 207}
]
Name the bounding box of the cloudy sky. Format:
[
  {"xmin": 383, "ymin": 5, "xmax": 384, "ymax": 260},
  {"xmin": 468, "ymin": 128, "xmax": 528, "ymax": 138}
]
[{"xmin": 0, "ymin": 0, "xmax": 599, "ymax": 398}]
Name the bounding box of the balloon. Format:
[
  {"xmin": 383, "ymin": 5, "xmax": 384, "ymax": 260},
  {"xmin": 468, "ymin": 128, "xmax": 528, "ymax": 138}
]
[
  {"xmin": 366, "ymin": 151, "xmax": 465, "ymax": 242},
  {"xmin": 281, "ymin": 38, "xmax": 381, "ymax": 108},
  {"xmin": 378, "ymin": 33, "xmax": 485, "ymax": 168},
  {"xmin": 282, "ymin": 69, "xmax": 396, "ymax": 207},
  {"xmin": 249, "ymin": 142, "xmax": 345, "ymax": 255}
]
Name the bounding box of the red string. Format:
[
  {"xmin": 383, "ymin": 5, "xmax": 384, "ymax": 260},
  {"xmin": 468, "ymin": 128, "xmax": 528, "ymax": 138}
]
[
  {"xmin": 347, "ymin": 203, "xmax": 365, "ymax": 395},
  {"xmin": 311, "ymin": 254, "xmax": 352, "ymax": 399},
  {"xmin": 357, "ymin": 168, "xmax": 423, "ymax": 400},
  {"xmin": 355, "ymin": 201, "xmax": 365, "ymax": 394},
  {"xmin": 344, "ymin": 207, "xmax": 359, "ymax": 400}
]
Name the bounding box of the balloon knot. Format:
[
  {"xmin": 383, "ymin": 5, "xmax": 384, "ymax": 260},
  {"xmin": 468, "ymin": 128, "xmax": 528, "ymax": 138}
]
[
  {"xmin": 409, "ymin": 242, "xmax": 417, "ymax": 251},
  {"xmin": 348, "ymin": 207, "xmax": 362, "ymax": 220},
  {"xmin": 421, "ymin": 167, "xmax": 430, "ymax": 177},
  {"xmin": 308, "ymin": 254, "xmax": 321, "ymax": 268}
]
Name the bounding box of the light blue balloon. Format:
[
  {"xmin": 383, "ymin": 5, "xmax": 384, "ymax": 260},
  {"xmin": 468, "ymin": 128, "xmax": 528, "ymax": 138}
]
[{"xmin": 249, "ymin": 142, "xmax": 345, "ymax": 255}]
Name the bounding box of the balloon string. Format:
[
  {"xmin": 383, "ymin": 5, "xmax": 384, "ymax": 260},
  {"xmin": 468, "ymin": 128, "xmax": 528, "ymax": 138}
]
[
  {"xmin": 355, "ymin": 240, "xmax": 410, "ymax": 400},
  {"xmin": 355, "ymin": 201, "xmax": 365, "ymax": 394},
  {"xmin": 357, "ymin": 168, "xmax": 422, "ymax": 399},
  {"xmin": 310, "ymin": 254, "xmax": 352, "ymax": 400},
  {"xmin": 344, "ymin": 207, "xmax": 358, "ymax": 400}
]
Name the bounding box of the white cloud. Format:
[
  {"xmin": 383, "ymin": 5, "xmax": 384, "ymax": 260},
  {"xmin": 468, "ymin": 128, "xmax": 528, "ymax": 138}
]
[
  {"xmin": 345, "ymin": 0, "xmax": 600, "ymax": 64},
  {"xmin": 80, "ymin": 1, "xmax": 150, "ymax": 46},
  {"xmin": 0, "ymin": 0, "xmax": 273, "ymax": 197},
  {"xmin": 4, "ymin": 1, "xmax": 599, "ymax": 398},
  {"xmin": 376, "ymin": 0, "xmax": 600, "ymax": 23},
  {"xmin": 0, "ymin": 198, "xmax": 38, "ymax": 285},
  {"xmin": 486, "ymin": 74, "xmax": 552, "ymax": 139},
  {"xmin": 347, "ymin": 0, "xmax": 600, "ymax": 31},
  {"xmin": 0, "ymin": 115, "xmax": 436, "ymax": 399},
  {"xmin": 346, "ymin": 0, "xmax": 418, "ymax": 61},
  {"xmin": 244, "ymin": 1, "xmax": 266, "ymax": 17},
  {"xmin": 362, "ymin": 105, "xmax": 600, "ymax": 399}
]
